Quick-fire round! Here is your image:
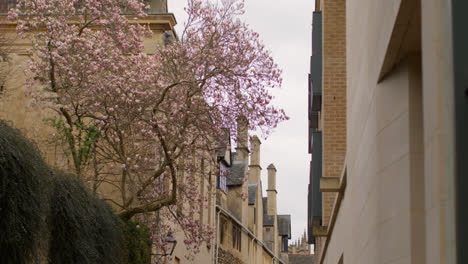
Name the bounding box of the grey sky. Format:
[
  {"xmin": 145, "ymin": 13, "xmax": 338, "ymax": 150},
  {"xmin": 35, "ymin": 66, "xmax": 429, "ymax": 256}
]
[{"xmin": 168, "ymin": 0, "xmax": 314, "ymax": 244}]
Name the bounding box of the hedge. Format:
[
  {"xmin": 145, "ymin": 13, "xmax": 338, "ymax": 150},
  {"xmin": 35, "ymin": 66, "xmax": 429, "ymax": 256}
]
[{"xmin": 0, "ymin": 120, "xmax": 151, "ymax": 264}]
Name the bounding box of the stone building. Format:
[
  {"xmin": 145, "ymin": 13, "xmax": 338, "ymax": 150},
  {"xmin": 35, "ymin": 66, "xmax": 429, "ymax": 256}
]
[
  {"xmin": 288, "ymin": 230, "xmax": 310, "ymax": 255},
  {"xmin": 308, "ymin": 0, "xmax": 468, "ymax": 263},
  {"xmin": 288, "ymin": 231, "xmax": 314, "ymax": 264},
  {"xmin": 288, "ymin": 254, "xmax": 314, "ymax": 264},
  {"xmin": 0, "ymin": 0, "xmax": 176, "ymax": 167},
  {"xmin": 0, "ymin": 1, "xmax": 292, "ymax": 263},
  {"xmin": 211, "ymin": 117, "xmax": 292, "ymax": 264},
  {"xmin": 0, "ymin": 1, "xmax": 181, "ymax": 263}
]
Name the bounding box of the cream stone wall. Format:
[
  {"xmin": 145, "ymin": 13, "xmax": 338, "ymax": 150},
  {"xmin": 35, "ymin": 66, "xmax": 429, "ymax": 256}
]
[
  {"xmin": 316, "ymin": 0, "xmax": 457, "ymax": 263},
  {"xmin": 420, "ymin": 0, "xmax": 457, "ymax": 263},
  {"xmin": 216, "ymin": 132, "xmax": 287, "ymax": 264},
  {"xmin": 167, "ymin": 148, "xmax": 219, "ymax": 263},
  {"xmin": 168, "ymin": 230, "xmax": 213, "ymax": 264},
  {"xmin": 323, "ymin": 58, "xmax": 423, "ymax": 264},
  {"xmin": 0, "ymin": 10, "xmax": 223, "ymax": 264},
  {"xmin": 0, "ymin": 14, "xmax": 175, "ymax": 171},
  {"xmin": 255, "ymin": 183, "xmax": 264, "ymax": 264},
  {"xmin": 0, "ymin": 40, "xmax": 71, "ymax": 170},
  {"xmin": 0, "ymin": 13, "xmax": 176, "ymax": 204}
]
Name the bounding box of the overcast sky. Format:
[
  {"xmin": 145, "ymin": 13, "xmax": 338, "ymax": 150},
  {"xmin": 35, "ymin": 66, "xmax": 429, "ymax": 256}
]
[{"xmin": 168, "ymin": 0, "xmax": 314, "ymax": 244}]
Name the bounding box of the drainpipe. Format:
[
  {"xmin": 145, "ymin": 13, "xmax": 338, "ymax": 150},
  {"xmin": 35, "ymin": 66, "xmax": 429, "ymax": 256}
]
[
  {"xmin": 214, "ymin": 205, "xmax": 285, "ymax": 264},
  {"xmin": 212, "ymin": 189, "xmax": 217, "ymax": 264},
  {"xmin": 215, "ymin": 209, "xmax": 221, "ymax": 264},
  {"xmin": 250, "ymin": 236, "xmax": 256, "ymax": 264}
]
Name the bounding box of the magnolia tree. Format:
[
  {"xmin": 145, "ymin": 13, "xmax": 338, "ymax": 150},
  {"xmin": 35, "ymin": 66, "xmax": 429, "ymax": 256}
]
[{"xmin": 10, "ymin": 0, "xmax": 287, "ymax": 259}]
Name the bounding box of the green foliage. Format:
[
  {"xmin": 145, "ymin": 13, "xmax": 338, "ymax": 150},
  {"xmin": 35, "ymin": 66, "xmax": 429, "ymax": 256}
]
[
  {"xmin": 0, "ymin": 120, "xmax": 50, "ymax": 264},
  {"xmin": 0, "ymin": 120, "xmax": 153, "ymax": 264},
  {"xmin": 48, "ymin": 173, "xmax": 121, "ymax": 264},
  {"xmin": 120, "ymin": 220, "xmax": 152, "ymax": 264},
  {"xmin": 45, "ymin": 117, "xmax": 100, "ymax": 173}
]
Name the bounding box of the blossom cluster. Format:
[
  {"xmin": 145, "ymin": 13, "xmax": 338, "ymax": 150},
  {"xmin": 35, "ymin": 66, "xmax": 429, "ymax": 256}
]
[{"xmin": 11, "ymin": 0, "xmax": 287, "ymax": 260}]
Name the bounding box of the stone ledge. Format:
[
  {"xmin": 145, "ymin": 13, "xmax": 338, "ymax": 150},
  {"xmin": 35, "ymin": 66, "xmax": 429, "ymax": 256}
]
[{"xmin": 320, "ymin": 177, "xmax": 340, "ymax": 192}]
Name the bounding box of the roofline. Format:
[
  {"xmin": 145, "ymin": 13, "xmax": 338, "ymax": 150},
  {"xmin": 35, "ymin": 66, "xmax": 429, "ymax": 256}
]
[{"xmin": 215, "ymin": 205, "xmax": 286, "ymax": 264}]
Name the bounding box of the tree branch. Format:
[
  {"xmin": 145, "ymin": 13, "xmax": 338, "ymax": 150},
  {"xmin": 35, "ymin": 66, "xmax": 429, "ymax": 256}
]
[
  {"xmin": 119, "ymin": 123, "xmax": 177, "ymax": 219},
  {"xmin": 79, "ymin": 16, "xmax": 99, "ymax": 36}
]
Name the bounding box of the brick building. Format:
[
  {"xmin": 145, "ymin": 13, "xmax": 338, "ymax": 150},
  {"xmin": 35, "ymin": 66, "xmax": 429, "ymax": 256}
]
[
  {"xmin": 307, "ymin": 0, "xmax": 468, "ymax": 263},
  {"xmin": 307, "ymin": 0, "xmax": 346, "ymax": 256}
]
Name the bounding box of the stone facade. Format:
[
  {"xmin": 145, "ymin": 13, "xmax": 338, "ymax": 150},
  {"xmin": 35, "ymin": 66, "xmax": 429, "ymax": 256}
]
[
  {"xmin": 0, "ymin": 3, "xmax": 175, "ymax": 172},
  {"xmin": 0, "ymin": 2, "xmax": 178, "ymax": 222},
  {"xmin": 309, "ymin": 0, "xmax": 460, "ymax": 263},
  {"xmin": 218, "ymin": 248, "xmax": 244, "ymax": 264},
  {"xmin": 210, "ymin": 118, "xmax": 291, "ymax": 264},
  {"xmin": 0, "ymin": 1, "xmax": 293, "ymax": 263},
  {"xmin": 289, "ymin": 231, "xmax": 310, "ymax": 254},
  {"xmin": 0, "ymin": 2, "xmax": 200, "ymax": 264}
]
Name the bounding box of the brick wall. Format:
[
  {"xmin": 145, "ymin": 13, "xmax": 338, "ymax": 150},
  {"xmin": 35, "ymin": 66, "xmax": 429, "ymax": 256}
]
[{"xmin": 321, "ymin": 0, "xmax": 346, "ymax": 227}]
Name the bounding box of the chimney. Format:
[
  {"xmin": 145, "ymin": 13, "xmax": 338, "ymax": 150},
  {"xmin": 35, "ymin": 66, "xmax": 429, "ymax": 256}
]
[
  {"xmin": 249, "ymin": 135, "xmax": 261, "ymax": 183},
  {"xmin": 236, "ymin": 115, "xmax": 249, "ymax": 162},
  {"xmin": 147, "ymin": 0, "xmax": 168, "ymax": 13},
  {"xmin": 267, "ymin": 163, "xmax": 277, "ymax": 216}
]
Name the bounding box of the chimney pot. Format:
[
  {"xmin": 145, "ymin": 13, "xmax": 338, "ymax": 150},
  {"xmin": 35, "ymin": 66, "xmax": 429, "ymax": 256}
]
[
  {"xmin": 267, "ymin": 163, "xmax": 277, "ymax": 216},
  {"xmin": 236, "ymin": 115, "xmax": 249, "ymax": 161}
]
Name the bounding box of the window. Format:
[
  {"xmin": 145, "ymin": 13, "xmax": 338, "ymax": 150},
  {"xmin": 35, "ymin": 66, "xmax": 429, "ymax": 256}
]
[
  {"xmin": 220, "ymin": 218, "xmax": 226, "ymax": 245},
  {"xmin": 0, "ymin": 0, "xmax": 16, "ymax": 13},
  {"xmin": 232, "ymin": 223, "xmax": 242, "ymax": 251},
  {"xmin": 281, "ymin": 236, "xmax": 288, "ymax": 252},
  {"xmin": 217, "ymin": 162, "xmax": 227, "ymax": 193}
]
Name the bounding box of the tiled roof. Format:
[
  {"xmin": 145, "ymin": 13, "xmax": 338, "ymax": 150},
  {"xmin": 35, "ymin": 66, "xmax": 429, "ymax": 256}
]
[
  {"xmin": 288, "ymin": 254, "xmax": 314, "ymax": 264},
  {"xmin": 277, "ymin": 215, "xmax": 291, "ymax": 238},
  {"xmin": 226, "ymin": 160, "xmax": 245, "ymax": 186},
  {"xmin": 248, "ymin": 183, "xmax": 258, "ymax": 205},
  {"xmin": 263, "ymin": 198, "xmax": 274, "ymax": 226}
]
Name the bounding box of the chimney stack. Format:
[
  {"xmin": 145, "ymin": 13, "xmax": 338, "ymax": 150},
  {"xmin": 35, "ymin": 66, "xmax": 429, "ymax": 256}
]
[
  {"xmin": 236, "ymin": 115, "xmax": 249, "ymax": 162},
  {"xmin": 267, "ymin": 164, "xmax": 277, "ymax": 216},
  {"xmin": 249, "ymin": 135, "xmax": 262, "ymax": 183},
  {"xmin": 147, "ymin": 0, "xmax": 168, "ymax": 13}
]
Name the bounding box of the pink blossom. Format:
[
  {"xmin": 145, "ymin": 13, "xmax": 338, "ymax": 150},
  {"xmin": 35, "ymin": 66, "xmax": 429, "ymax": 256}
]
[{"xmin": 14, "ymin": 0, "xmax": 287, "ymax": 259}]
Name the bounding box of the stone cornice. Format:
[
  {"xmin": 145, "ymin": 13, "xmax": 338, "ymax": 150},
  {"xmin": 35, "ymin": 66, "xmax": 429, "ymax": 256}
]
[{"xmin": 0, "ymin": 13, "xmax": 177, "ymax": 31}]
